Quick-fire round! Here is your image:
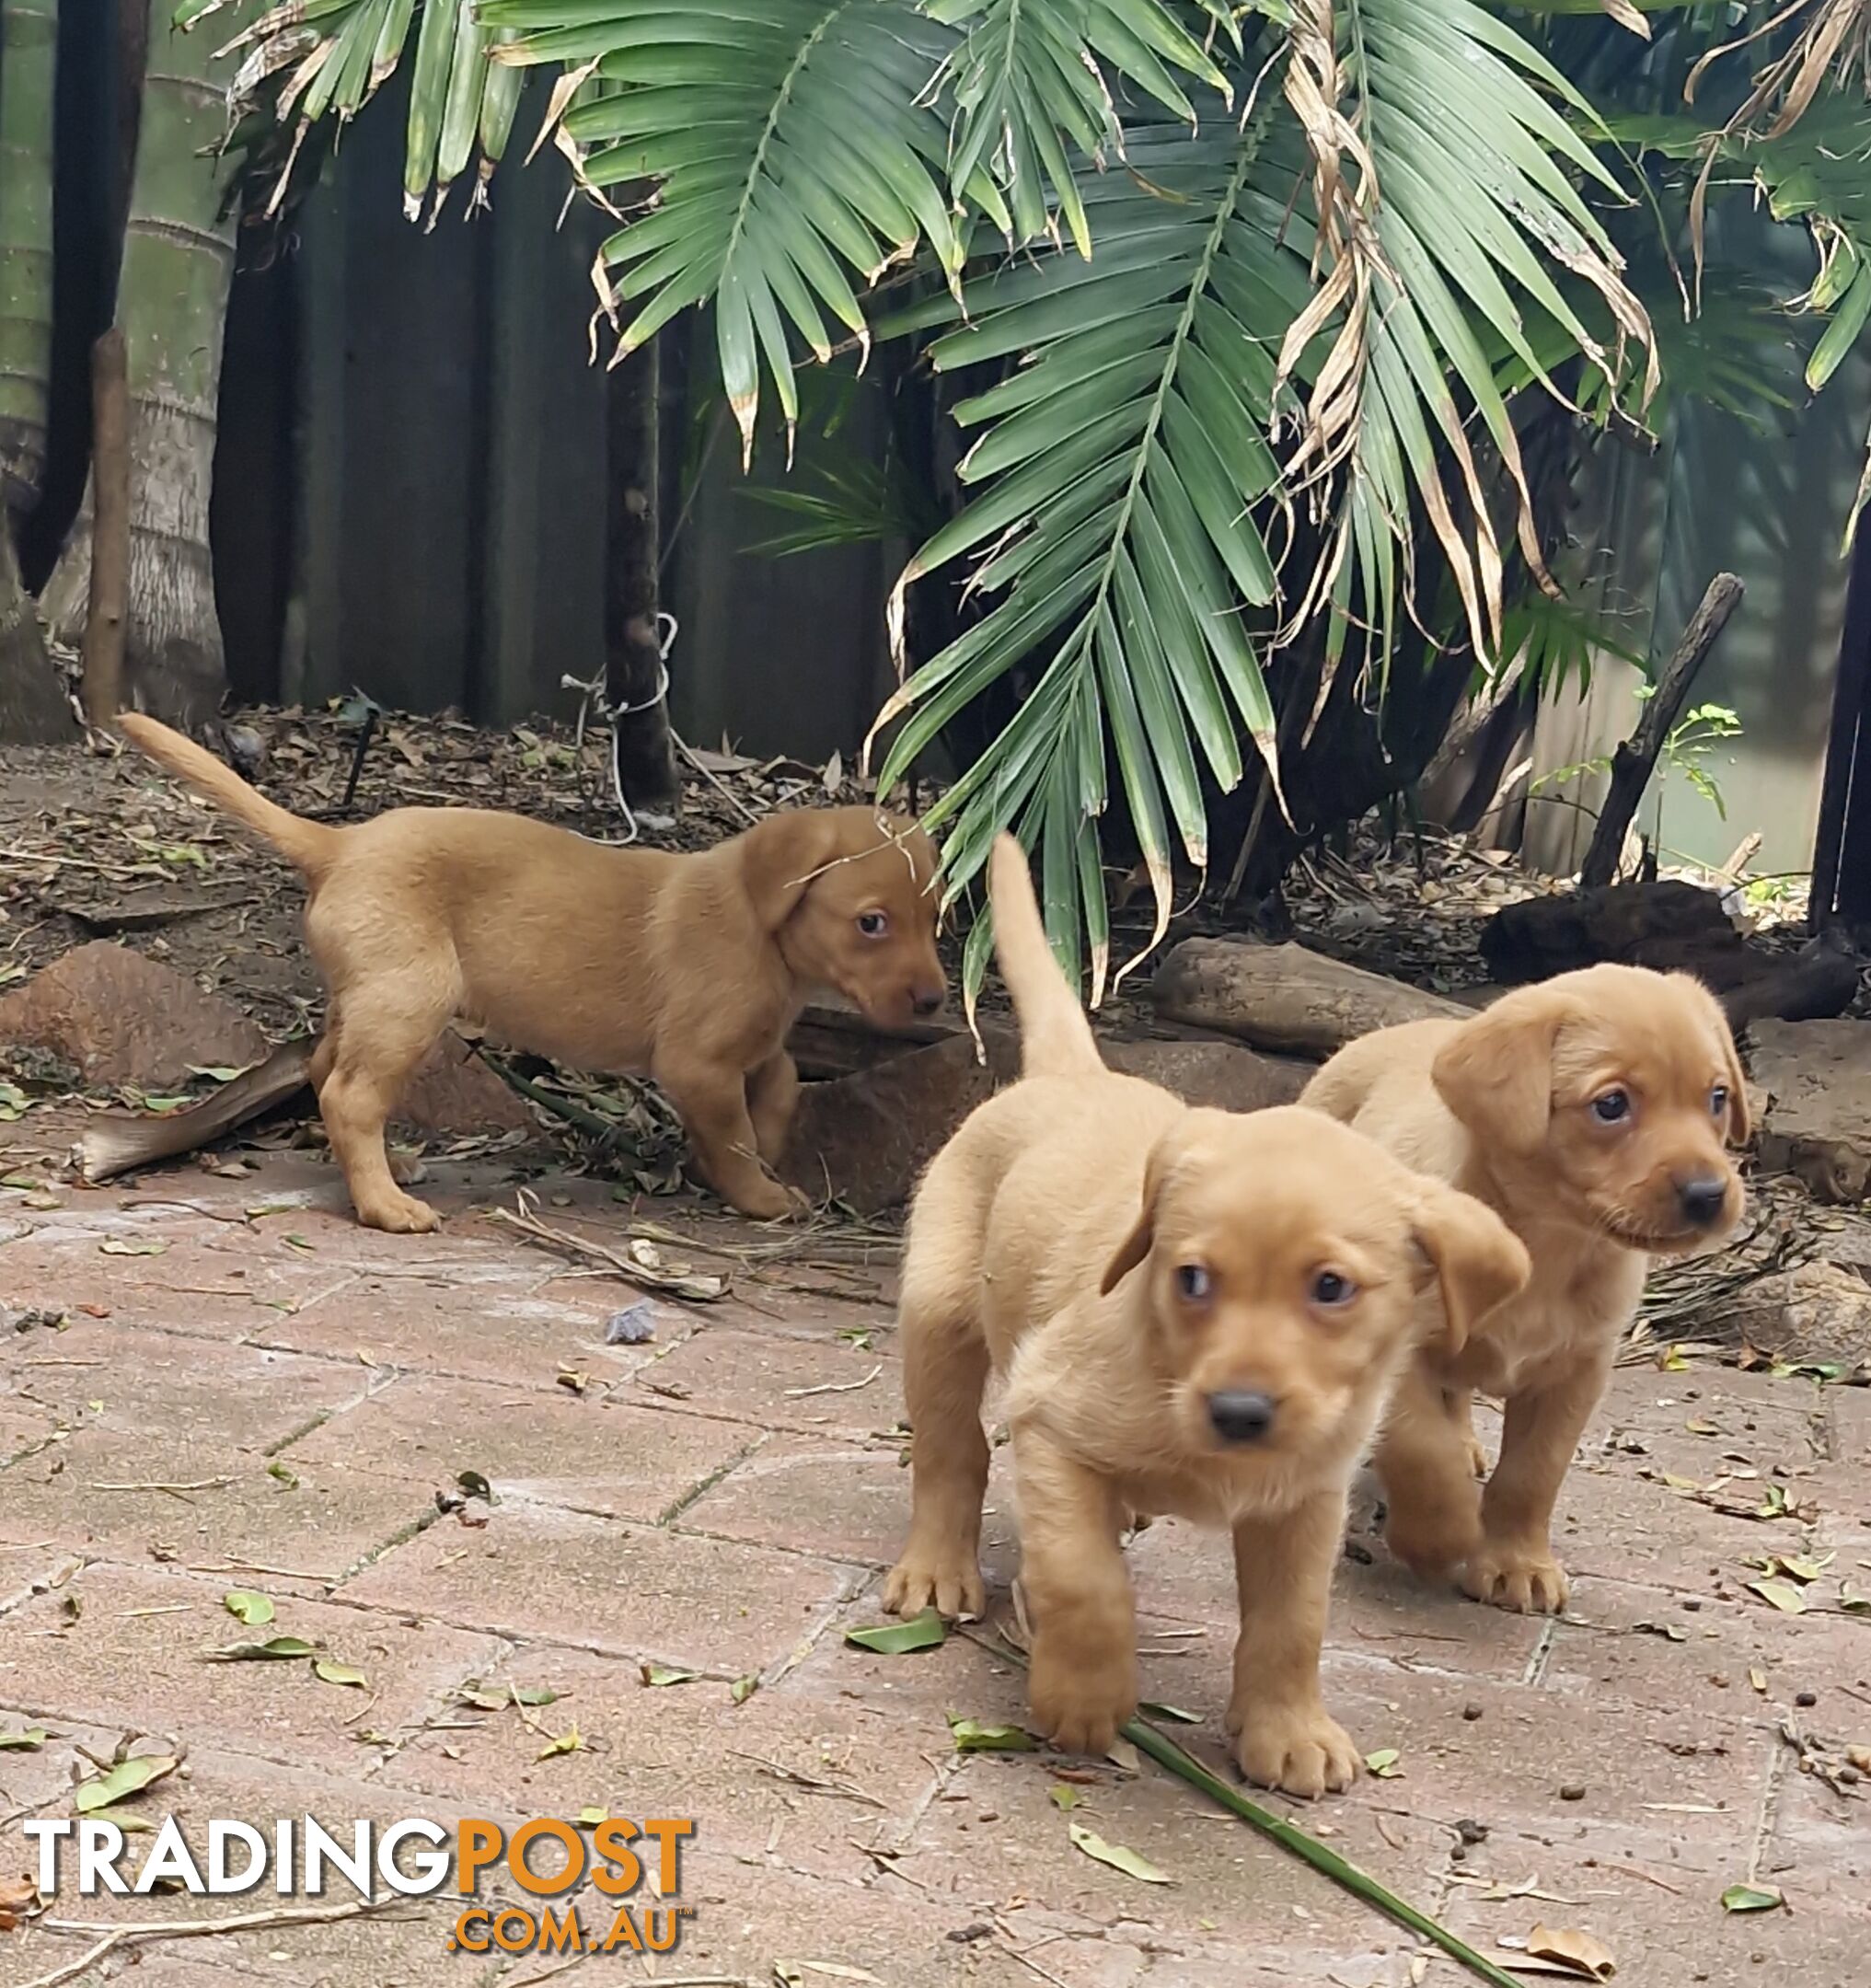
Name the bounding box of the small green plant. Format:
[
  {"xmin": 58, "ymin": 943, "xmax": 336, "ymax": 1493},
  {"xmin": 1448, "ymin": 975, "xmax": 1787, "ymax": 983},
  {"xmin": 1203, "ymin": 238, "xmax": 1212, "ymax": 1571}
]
[
  {"xmin": 1532, "ymin": 688, "xmax": 1744, "ymax": 835},
  {"xmin": 1657, "ymin": 697, "xmax": 1745, "ymax": 820}
]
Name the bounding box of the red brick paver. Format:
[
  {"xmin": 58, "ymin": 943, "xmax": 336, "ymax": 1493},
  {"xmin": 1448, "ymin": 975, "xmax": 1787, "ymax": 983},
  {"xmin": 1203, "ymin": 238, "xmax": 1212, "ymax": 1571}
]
[{"xmin": 0, "ymin": 1150, "xmax": 1865, "ymax": 1986}]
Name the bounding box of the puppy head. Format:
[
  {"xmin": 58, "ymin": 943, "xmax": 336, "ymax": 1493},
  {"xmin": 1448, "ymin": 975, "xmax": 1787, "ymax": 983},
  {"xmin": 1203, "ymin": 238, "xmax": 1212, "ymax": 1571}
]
[
  {"xmin": 1099, "ymin": 1108, "xmax": 1529, "ymax": 1471},
  {"xmin": 1432, "ymin": 964, "xmax": 1747, "ymax": 1254},
  {"xmin": 741, "ymin": 806, "xmax": 945, "ymax": 1029}
]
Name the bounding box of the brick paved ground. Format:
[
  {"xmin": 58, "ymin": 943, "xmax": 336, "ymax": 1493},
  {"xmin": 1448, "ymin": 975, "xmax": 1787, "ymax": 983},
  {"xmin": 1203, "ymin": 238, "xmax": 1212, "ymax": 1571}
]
[{"xmin": 0, "ymin": 1144, "xmax": 1865, "ymax": 1987}]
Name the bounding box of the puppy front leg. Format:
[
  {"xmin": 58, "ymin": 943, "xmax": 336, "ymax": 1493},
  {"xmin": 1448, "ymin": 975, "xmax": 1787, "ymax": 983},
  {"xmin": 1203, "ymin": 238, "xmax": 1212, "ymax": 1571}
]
[
  {"xmin": 654, "ymin": 1051, "xmax": 804, "ymax": 1221},
  {"xmin": 1015, "ymin": 1431, "xmax": 1136, "ymax": 1756},
  {"xmin": 1228, "ymin": 1487, "xmax": 1360, "ymax": 1799},
  {"xmin": 1464, "ymin": 1351, "xmax": 1609, "ymax": 1615},
  {"xmin": 745, "ymin": 1049, "xmax": 800, "ymax": 1167},
  {"xmin": 1373, "ymin": 1360, "xmax": 1483, "ymax": 1582}
]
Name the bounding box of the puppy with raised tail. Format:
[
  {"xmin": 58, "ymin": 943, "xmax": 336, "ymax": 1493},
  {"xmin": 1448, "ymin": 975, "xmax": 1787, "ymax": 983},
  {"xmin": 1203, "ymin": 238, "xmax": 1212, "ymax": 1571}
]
[
  {"xmin": 883, "ymin": 837, "xmax": 1529, "ymax": 1798},
  {"xmin": 115, "ymin": 714, "xmax": 944, "ymax": 1231},
  {"xmin": 1303, "ymin": 965, "xmax": 1747, "ymax": 1615}
]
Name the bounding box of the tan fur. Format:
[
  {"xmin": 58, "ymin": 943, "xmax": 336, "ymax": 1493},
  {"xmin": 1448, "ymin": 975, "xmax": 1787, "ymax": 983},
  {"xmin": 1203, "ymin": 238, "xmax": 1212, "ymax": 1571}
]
[
  {"xmin": 883, "ymin": 837, "xmax": 1529, "ymax": 1798},
  {"xmin": 1303, "ymin": 965, "xmax": 1747, "ymax": 1614},
  {"xmin": 117, "ymin": 714, "xmax": 944, "ymax": 1230}
]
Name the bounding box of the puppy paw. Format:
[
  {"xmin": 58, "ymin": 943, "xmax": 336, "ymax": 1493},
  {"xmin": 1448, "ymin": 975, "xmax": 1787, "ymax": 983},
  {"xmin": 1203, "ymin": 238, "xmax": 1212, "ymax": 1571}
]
[
  {"xmin": 1384, "ymin": 1503, "xmax": 1480, "ymax": 1584},
  {"xmin": 1031, "ymin": 1645, "xmax": 1135, "ymax": 1759},
  {"xmin": 1227, "ymin": 1699, "xmax": 1360, "ymax": 1800},
  {"xmin": 1464, "ymin": 1433, "xmax": 1488, "ymax": 1481},
  {"xmin": 1461, "ymin": 1541, "xmax": 1569, "ymax": 1614},
  {"xmin": 882, "ymin": 1549, "xmax": 984, "ymax": 1622},
  {"xmin": 733, "ymin": 1178, "xmax": 810, "ymax": 1221},
  {"xmin": 358, "ymin": 1192, "xmax": 441, "ymax": 1235}
]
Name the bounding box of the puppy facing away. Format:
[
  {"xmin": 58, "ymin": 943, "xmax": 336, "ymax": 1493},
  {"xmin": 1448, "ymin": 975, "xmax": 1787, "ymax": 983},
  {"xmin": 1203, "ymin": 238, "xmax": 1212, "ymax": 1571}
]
[
  {"xmin": 882, "ymin": 838, "xmax": 1529, "ymax": 1797},
  {"xmin": 116, "ymin": 715, "xmax": 944, "ymax": 1231},
  {"xmin": 1303, "ymin": 965, "xmax": 1747, "ymax": 1615}
]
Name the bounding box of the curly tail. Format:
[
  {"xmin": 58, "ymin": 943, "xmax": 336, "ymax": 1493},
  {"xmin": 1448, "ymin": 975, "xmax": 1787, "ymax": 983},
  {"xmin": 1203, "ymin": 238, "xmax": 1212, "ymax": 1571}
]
[
  {"xmin": 987, "ymin": 834, "xmax": 1102, "ymax": 1081},
  {"xmin": 117, "ymin": 713, "xmax": 339, "ymax": 878}
]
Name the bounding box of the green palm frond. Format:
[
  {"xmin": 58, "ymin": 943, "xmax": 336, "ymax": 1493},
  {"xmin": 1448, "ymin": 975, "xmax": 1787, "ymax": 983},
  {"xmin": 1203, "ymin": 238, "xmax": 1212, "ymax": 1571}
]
[
  {"xmin": 178, "ymin": 1, "xmax": 524, "ymax": 222},
  {"xmin": 924, "ymin": 0, "xmax": 1236, "ymax": 250},
  {"xmin": 1281, "ymin": 0, "xmax": 1650, "ymax": 665},
  {"xmin": 487, "ymin": 0, "xmax": 972, "ymax": 465},
  {"xmin": 868, "ymin": 113, "xmax": 1307, "ymax": 1003}
]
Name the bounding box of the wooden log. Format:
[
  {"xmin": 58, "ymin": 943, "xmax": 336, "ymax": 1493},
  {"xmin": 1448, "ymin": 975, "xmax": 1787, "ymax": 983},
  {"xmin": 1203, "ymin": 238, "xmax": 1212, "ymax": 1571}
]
[
  {"xmin": 1578, "ymin": 572, "xmax": 1743, "ymax": 888},
  {"xmin": 80, "ymin": 328, "xmax": 129, "ymax": 726},
  {"xmin": 1721, "ymin": 936, "xmax": 1863, "ymax": 1034},
  {"xmin": 1152, "ymin": 940, "xmax": 1466, "ymax": 1058},
  {"xmin": 785, "ymin": 1000, "xmax": 977, "ymax": 1080}
]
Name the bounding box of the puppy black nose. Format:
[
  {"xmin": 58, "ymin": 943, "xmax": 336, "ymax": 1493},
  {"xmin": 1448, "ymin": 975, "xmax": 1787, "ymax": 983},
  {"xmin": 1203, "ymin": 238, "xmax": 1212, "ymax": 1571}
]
[
  {"xmin": 1207, "ymin": 1391, "xmax": 1276, "ymax": 1445},
  {"xmin": 912, "ymin": 988, "xmax": 945, "ymax": 1018},
  {"xmin": 1677, "ymin": 1177, "xmax": 1728, "ymax": 1229}
]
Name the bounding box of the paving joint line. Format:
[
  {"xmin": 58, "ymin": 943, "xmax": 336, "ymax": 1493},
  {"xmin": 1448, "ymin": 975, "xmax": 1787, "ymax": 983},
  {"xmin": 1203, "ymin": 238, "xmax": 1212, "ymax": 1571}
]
[
  {"xmin": 653, "ymin": 1432, "xmax": 770, "ymax": 1527},
  {"xmin": 1520, "ymin": 1615, "xmax": 1559, "ymax": 1687}
]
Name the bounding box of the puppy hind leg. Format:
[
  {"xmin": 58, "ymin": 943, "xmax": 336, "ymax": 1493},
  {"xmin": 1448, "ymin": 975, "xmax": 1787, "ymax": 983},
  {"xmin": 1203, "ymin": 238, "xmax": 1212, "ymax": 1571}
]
[
  {"xmin": 317, "ymin": 987, "xmax": 452, "ymax": 1234},
  {"xmin": 1374, "ymin": 1363, "xmax": 1484, "ymax": 1583},
  {"xmin": 884, "ymin": 1210, "xmax": 992, "ymax": 1621}
]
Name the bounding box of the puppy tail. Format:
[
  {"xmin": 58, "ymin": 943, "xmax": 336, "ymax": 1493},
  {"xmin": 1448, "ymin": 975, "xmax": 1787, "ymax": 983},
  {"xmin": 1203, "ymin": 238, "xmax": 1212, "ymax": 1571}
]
[
  {"xmin": 988, "ymin": 834, "xmax": 1102, "ymax": 1080},
  {"xmin": 117, "ymin": 713, "xmax": 339, "ymax": 878}
]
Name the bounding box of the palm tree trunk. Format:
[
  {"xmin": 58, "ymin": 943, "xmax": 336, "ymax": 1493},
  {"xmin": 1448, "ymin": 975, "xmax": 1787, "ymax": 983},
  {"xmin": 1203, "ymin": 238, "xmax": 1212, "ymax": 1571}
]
[
  {"xmin": 0, "ymin": 0, "xmax": 55, "ymax": 504},
  {"xmin": 0, "ymin": 517, "xmax": 69, "ymax": 739},
  {"xmin": 605, "ymin": 336, "xmax": 679, "ymax": 813},
  {"xmin": 0, "ymin": 0, "xmax": 75, "ymax": 742},
  {"xmin": 40, "ymin": 0, "xmax": 235, "ymax": 729}
]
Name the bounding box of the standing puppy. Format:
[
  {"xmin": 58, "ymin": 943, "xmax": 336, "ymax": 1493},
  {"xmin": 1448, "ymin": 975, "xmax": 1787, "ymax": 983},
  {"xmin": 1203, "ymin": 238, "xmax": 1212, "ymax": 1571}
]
[
  {"xmin": 883, "ymin": 838, "xmax": 1528, "ymax": 1797},
  {"xmin": 116, "ymin": 715, "xmax": 943, "ymax": 1230},
  {"xmin": 1303, "ymin": 965, "xmax": 1747, "ymax": 1613}
]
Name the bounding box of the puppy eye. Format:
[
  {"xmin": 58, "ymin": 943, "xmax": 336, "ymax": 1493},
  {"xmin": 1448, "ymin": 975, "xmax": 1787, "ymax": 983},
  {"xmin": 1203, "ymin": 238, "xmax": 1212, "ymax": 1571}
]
[
  {"xmin": 1591, "ymin": 1089, "xmax": 1631, "ymax": 1125},
  {"xmin": 1174, "ymin": 1264, "xmax": 1211, "ymax": 1302},
  {"xmin": 1310, "ymin": 1270, "xmax": 1356, "ymax": 1308},
  {"xmin": 856, "ymin": 910, "xmax": 889, "ymax": 938},
  {"xmin": 1709, "ymin": 1085, "xmax": 1728, "ymax": 1120}
]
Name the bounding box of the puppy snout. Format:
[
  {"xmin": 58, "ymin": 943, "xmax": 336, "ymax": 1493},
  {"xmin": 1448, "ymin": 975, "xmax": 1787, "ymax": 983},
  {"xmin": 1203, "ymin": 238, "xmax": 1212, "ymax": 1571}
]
[
  {"xmin": 1676, "ymin": 1175, "xmax": 1729, "ymax": 1230},
  {"xmin": 911, "ymin": 984, "xmax": 946, "ymax": 1019},
  {"xmin": 1206, "ymin": 1390, "xmax": 1277, "ymax": 1446}
]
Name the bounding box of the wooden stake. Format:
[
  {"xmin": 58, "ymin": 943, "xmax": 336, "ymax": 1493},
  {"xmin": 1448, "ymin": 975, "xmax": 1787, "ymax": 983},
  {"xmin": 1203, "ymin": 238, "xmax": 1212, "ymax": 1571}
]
[
  {"xmin": 81, "ymin": 327, "xmax": 130, "ymax": 725},
  {"xmin": 1578, "ymin": 572, "xmax": 1743, "ymax": 889}
]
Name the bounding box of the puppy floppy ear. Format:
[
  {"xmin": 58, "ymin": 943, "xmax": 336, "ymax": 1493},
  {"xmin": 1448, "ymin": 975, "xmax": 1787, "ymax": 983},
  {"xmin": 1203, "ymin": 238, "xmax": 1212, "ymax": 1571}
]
[
  {"xmin": 1674, "ymin": 974, "xmax": 1751, "ymax": 1145},
  {"xmin": 1101, "ymin": 1142, "xmax": 1170, "ymax": 1296},
  {"xmin": 739, "ymin": 809, "xmax": 847, "ymax": 931},
  {"xmin": 1407, "ymin": 1181, "xmax": 1530, "ymax": 1358},
  {"xmin": 1431, "ymin": 992, "xmax": 1570, "ymax": 1154}
]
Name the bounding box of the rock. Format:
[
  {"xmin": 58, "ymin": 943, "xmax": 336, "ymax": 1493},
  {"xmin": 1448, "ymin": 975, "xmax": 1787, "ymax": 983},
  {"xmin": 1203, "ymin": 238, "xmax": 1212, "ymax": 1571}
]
[
  {"xmin": 0, "ymin": 941, "xmax": 267, "ymax": 1089},
  {"xmin": 395, "ymin": 1032, "xmax": 534, "ymax": 1135},
  {"xmin": 781, "ymin": 1027, "xmax": 1306, "ymax": 1212},
  {"xmin": 781, "ymin": 1034, "xmax": 1016, "ymax": 1213},
  {"xmin": 1103, "ymin": 1037, "xmax": 1308, "ymax": 1112},
  {"xmin": 1750, "ymin": 1019, "xmax": 1871, "ymax": 1204},
  {"xmin": 1708, "ymin": 1261, "xmax": 1871, "ymax": 1370},
  {"xmin": 1152, "ymin": 939, "xmax": 1465, "ymax": 1058}
]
